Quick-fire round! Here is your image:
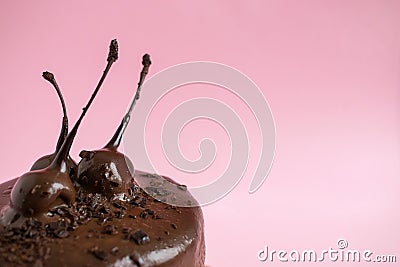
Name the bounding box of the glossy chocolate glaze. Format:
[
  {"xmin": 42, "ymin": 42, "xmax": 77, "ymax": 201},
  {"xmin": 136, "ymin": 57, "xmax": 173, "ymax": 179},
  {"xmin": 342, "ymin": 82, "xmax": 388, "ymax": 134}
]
[
  {"xmin": 0, "ymin": 170, "xmax": 205, "ymax": 267},
  {"xmin": 77, "ymin": 148, "xmax": 135, "ymax": 198},
  {"xmin": 0, "ymin": 138, "xmax": 78, "ymax": 225},
  {"xmin": 4, "ymin": 167, "xmax": 75, "ymax": 219},
  {"xmin": 30, "ymin": 154, "xmax": 77, "ymax": 179}
]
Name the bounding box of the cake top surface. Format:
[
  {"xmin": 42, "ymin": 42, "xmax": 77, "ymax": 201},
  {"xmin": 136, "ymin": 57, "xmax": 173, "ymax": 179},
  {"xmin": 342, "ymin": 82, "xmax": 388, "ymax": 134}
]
[{"xmin": 0, "ymin": 170, "xmax": 204, "ymax": 267}]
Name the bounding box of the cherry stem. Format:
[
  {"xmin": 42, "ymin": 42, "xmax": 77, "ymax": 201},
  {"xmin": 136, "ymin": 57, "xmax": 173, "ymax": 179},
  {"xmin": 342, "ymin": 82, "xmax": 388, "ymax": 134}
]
[
  {"xmin": 105, "ymin": 54, "xmax": 151, "ymax": 149},
  {"xmin": 51, "ymin": 39, "xmax": 119, "ymax": 170},
  {"xmin": 42, "ymin": 71, "xmax": 69, "ymax": 152}
]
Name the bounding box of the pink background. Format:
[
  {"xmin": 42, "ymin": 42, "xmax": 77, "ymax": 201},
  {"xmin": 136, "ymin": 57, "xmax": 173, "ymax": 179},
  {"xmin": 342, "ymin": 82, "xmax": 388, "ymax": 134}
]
[{"xmin": 1, "ymin": 1, "xmax": 399, "ymax": 266}]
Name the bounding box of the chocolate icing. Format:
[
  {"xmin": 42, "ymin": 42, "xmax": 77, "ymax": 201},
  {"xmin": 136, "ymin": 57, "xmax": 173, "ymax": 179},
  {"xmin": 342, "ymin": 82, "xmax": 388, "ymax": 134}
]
[{"xmin": 0, "ymin": 170, "xmax": 205, "ymax": 267}]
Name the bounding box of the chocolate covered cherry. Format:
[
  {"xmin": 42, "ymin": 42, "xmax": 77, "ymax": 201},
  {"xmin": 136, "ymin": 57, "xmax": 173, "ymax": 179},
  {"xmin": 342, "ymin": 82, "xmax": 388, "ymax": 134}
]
[
  {"xmin": 77, "ymin": 148, "xmax": 135, "ymax": 198},
  {"xmin": 77, "ymin": 54, "xmax": 151, "ymax": 197},
  {"xmin": 1, "ymin": 40, "xmax": 118, "ymax": 224}
]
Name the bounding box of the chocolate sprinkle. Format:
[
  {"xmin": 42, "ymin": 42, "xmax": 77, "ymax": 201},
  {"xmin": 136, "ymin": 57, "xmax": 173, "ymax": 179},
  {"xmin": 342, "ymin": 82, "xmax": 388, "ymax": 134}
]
[
  {"xmin": 54, "ymin": 229, "xmax": 69, "ymax": 238},
  {"xmin": 103, "ymin": 225, "xmax": 118, "ymax": 235},
  {"xmin": 129, "ymin": 230, "xmax": 150, "ymax": 245},
  {"xmin": 90, "ymin": 247, "xmax": 108, "ymax": 261}
]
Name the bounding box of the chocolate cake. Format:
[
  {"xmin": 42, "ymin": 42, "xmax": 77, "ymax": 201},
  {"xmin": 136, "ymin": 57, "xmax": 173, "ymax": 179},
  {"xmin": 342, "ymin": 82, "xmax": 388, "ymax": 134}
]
[{"xmin": 0, "ymin": 40, "xmax": 205, "ymax": 267}]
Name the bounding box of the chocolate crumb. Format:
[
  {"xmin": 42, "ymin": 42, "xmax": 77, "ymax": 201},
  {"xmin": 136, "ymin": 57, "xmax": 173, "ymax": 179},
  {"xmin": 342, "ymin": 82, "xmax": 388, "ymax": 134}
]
[
  {"xmin": 111, "ymin": 246, "xmax": 119, "ymax": 255},
  {"xmin": 55, "ymin": 229, "xmax": 69, "ymax": 238},
  {"xmin": 103, "ymin": 225, "xmax": 118, "ymax": 235},
  {"xmin": 90, "ymin": 247, "xmax": 108, "ymax": 261},
  {"xmin": 139, "ymin": 210, "xmax": 148, "ymax": 219},
  {"xmin": 129, "ymin": 230, "xmax": 150, "ymax": 245},
  {"xmin": 145, "ymin": 209, "xmax": 154, "ymax": 215},
  {"xmin": 153, "ymin": 214, "xmax": 162, "ymax": 220},
  {"xmin": 112, "ymin": 202, "xmax": 123, "ymax": 209}
]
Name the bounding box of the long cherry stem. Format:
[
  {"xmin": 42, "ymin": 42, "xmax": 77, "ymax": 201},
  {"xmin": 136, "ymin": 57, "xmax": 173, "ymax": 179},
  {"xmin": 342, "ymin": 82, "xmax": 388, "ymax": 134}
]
[
  {"xmin": 105, "ymin": 54, "xmax": 151, "ymax": 150},
  {"xmin": 51, "ymin": 39, "xmax": 119, "ymax": 170},
  {"xmin": 42, "ymin": 71, "xmax": 69, "ymax": 153}
]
